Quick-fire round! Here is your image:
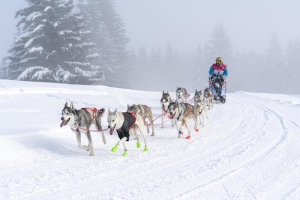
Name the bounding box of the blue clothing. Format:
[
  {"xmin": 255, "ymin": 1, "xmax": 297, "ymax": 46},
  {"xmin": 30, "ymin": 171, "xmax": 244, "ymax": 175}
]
[{"xmin": 209, "ymin": 65, "xmax": 228, "ymax": 77}]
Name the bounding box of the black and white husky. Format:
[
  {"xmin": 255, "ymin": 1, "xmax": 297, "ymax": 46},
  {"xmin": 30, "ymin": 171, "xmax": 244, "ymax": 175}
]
[
  {"xmin": 194, "ymin": 99, "xmax": 209, "ymax": 127},
  {"xmin": 60, "ymin": 102, "xmax": 106, "ymax": 156},
  {"xmin": 107, "ymin": 108, "xmax": 148, "ymax": 156},
  {"xmin": 193, "ymin": 89, "xmax": 203, "ymax": 103},
  {"xmin": 203, "ymin": 87, "xmax": 214, "ymax": 110},
  {"xmin": 127, "ymin": 104, "xmax": 155, "ymax": 136},
  {"xmin": 167, "ymin": 102, "xmax": 198, "ymax": 139},
  {"xmin": 176, "ymin": 87, "xmax": 190, "ymax": 102},
  {"xmin": 160, "ymin": 91, "xmax": 175, "ymax": 128}
]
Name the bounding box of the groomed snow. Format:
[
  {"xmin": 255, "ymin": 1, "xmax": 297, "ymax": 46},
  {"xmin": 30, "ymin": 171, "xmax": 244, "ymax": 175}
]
[{"xmin": 0, "ymin": 80, "xmax": 299, "ymax": 199}]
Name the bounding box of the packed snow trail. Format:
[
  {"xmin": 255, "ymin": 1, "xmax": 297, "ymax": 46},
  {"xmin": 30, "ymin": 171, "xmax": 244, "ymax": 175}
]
[{"xmin": 0, "ymin": 80, "xmax": 300, "ymax": 199}]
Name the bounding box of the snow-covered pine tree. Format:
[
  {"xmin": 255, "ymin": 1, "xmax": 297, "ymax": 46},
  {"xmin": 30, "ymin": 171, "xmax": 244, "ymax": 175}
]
[
  {"xmin": 6, "ymin": 0, "xmax": 102, "ymax": 84},
  {"xmin": 78, "ymin": 0, "xmax": 130, "ymax": 88}
]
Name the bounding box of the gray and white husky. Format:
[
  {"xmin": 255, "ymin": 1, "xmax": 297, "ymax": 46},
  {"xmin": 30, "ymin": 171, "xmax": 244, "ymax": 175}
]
[
  {"xmin": 176, "ymin": 87, "xmax": 190, "ymax": 102},
  {"xmin": 108, "ymin": 108, "xmax": 148, "ymax": 156},
  {"xmin": 193, "ymin": 89, "xmax": 203, "ymax": 103},
  {"xmin": 127, "ymin": 104, "xmax": 155, "ymax": 136},
  {"xmin": 194, "ymin": 99, "xmax": 209, "ymax": 127},
  {"xmin": 161, "ymin": 91, "xmax": 175, "ymax": 128},
  {"xmin": 203, "ymin": 87, "xmax": 214, "ymax": 110},
  {"xmin": 167, "ymin": 102, "xmax": 198, "ymax": 139},
  {"xmin": 60, "ymin": 102, "xmax": 107, "ymax": 156}
]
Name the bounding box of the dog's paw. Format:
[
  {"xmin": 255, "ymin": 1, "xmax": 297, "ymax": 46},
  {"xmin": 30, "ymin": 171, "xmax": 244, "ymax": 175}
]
[
  {"xmin": 111, "ymin": 145, "xmax": 119, "ymax": 152},
  {"xmin": 89, "ymin": 152, "xmax": 95, "ymax": 156},
  {"xmin": 186, "ymin": 135, "xmax": 191, "ymax": 139}
]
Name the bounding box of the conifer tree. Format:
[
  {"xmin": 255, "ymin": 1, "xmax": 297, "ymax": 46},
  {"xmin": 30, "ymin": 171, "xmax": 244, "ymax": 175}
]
[
  {"xmin": 6, "ymin": 0, "xmax": 102, "ymax": 84},
  {"xmin": 78, "ymin": 0, "xmax": 129, "ymax": 88}
]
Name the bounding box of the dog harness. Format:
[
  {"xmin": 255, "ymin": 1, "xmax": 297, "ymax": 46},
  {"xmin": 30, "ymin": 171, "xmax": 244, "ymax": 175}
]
[
  {"xmin": 83, "ymin": 108, "xmax": 104, "ymax": 121},
  {"xmin": 117, "ymin": 112, "xmax": 137, "ymax": 132}
]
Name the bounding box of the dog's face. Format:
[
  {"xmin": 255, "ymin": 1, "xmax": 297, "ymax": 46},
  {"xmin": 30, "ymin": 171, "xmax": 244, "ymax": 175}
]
[
  {"xmin": 107, "ymin": 108, "xmax": 118, "ymax": 135},
  {"xmin": 127, "ymin": 104, "xmax": 139, "ymax": 113},
  {"xmin": 194, "ymin": 90, "xmax": 202, "ymax": 102},
  {"xmin": 204, "ymin": 88, "xmax": 212, "ymax": 98},
  {"xmin": 161, "ymin": 91, "xmax": 171, "ymax": 111},
  {"xmin": 60, "ymin": 102, "xmax": 75, "ymax": 127},
  {"xmin": 167, "ymin": 102, "xmax": 179, "ymax": 119},
  {"xmin": 176, "ymin": 87, "xmax": 183, "ymax": 99}
]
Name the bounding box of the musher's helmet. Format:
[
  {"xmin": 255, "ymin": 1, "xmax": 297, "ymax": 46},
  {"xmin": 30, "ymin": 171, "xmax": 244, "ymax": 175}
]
[{"xmin": 216, "ymin": 57, "xmax": 223, "ymax": 66}]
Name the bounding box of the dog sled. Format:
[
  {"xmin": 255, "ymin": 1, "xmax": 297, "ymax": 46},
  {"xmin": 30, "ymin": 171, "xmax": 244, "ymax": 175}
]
[{"xmin": 209, "ymin": 75, "xmax": 226, "ymax": 103}]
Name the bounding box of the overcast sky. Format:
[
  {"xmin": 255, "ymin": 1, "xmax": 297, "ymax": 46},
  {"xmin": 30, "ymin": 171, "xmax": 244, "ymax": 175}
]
[{"xmin": 1, "ymin": 0, "xmax": 300, "ymax": 57}]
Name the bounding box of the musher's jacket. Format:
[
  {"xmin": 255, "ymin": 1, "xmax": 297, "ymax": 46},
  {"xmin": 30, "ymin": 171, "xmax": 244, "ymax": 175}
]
[{"xmin": 209, "ymin": 64, "xmax": 228, "ymax": 77}]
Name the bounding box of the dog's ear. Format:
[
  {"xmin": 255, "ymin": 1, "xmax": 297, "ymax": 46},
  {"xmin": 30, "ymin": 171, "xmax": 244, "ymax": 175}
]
[
  {"xmin": 114, "ymin": 108, "xmax": 117, "ymax": 113},
  {"xmin": 64, "ymin": 102, "xmax": 68, "ymax": 108},
  {"xmin": 127, "ymin": 104, "xmax": 129, "ymax": 109},
  {"xmin": 70, "ymin": 102, "xmax": 74, "ymax": 111},
  {"xmin": 195, "ymin": 89, "xmax": 197, "ymax": 93},
  {"xmin": 108, "ymin": 108, "xmax": 111, "ymax": 114}
]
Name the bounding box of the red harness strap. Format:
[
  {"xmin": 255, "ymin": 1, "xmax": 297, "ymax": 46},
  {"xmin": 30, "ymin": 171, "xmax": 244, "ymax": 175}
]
[
  {"xmin": 84, "ymin": 108, "xmax": 104, "ymax": 121},
  {"xmin": 117, "ymin": 112, "xmax": 137, "ymax": 132}
]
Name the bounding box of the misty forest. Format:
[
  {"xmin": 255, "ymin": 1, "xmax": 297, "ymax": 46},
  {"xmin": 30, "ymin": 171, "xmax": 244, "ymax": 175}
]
[{"xmin": 0, "ymin": 0, "xmax": 299, "ymax": 94}]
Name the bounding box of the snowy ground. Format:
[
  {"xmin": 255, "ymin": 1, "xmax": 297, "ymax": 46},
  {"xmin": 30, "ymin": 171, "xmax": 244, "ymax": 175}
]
[{"xmin": 0, "ymin": 79, "xmax": 300, "ymax": 200}]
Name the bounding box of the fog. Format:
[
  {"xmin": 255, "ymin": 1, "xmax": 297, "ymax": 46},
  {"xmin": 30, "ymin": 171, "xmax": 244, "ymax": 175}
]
[
  {"xmin": 114, "ymin": 0, "xmax": 300, "ymax": 53},
  {"xmin": 2, "ymin": 1, "xmax": 300, "ymax": 56},
  {"xmin": 1, "ymin": 0, "xmax": 300, "ymax": 93}
]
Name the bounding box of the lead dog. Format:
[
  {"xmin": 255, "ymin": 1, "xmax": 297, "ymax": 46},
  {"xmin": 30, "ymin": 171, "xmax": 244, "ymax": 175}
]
[
  {"xmin": 127, "ymin": 104, "xmax": 155, "ymax": 136},
  {"xmin": 176, "ymin": 87, "xmax": 190, "ymax": 102},
  {"xmin": 60, "ymin": 102, "xmax": 106, "ymax": 156},
  {"xmin": 108, "ymin": 108, "xmax": 148, "ymax": 156},
  {"xmin": 167, "ymin": 102, "xmax": 198, "ymax": 139},
  {"xmin": 203, "ymin": 87, "xmax": 214, "ymax": 110},
  {"xmin": 161, "ymin": 91, "xmax": 175, "ymax": 128}
]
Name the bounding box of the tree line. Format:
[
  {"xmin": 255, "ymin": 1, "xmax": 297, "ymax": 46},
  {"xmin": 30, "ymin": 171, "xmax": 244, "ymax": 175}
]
[{"xmin": 0, "ymin": 0, "xmax": 299, "ymax": 94}]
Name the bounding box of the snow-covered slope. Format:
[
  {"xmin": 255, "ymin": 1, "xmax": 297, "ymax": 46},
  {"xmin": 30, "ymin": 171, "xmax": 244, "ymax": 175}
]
[{"xmin": 0, "ymin": 80, "xmax": 300, "ymax": 199}]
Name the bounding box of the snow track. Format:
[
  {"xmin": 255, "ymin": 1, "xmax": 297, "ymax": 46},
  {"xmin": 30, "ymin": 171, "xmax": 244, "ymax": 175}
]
[{"xmin": 0, "ymin": 80, "xmax": 300, "ymax": 199}]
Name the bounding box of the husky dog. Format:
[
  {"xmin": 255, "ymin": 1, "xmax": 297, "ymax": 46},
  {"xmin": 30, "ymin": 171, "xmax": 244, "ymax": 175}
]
[
  {"xmin": 203, "ymin": 87, "xmax": 214, "ymax": 110},
  {"xmin": 194, "ymin": 99, "xmax": 209, "ymax": 127},
  {"xmin": 167, "ymin": 102, "xmax": 198, "ymax": 139},
  {"xmin": 60, "ymin": 102, "xmax": 106, "ymax": 156},
  {"xmin": 176, "ymin": 87, "xmax": 190, "ymax": 102},
  {"xmin": 193, "ymin": 89, "xmax": 203, "ymax": 103},
  {"xmin": 160, "ymin": 91, "xmax": 175, "ymax": 128},
  {"xmin": 108, "ymin": 108, "xmax": 148, "ymax": 156},
  {"xmin": 127, "ymin": 104, "xmax": 155, "ymax": 136}
]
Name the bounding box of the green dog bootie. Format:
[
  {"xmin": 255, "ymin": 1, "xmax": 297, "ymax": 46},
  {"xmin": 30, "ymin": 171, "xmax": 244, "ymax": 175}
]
[
  {"xmin": 122, "ymin": 151, "xmax": 128, "ymax": 157},
  {"xmin": 136, "ymin": 141, "xmax": 141, "ymax": 148},
  {"xmin": 111, "ymin": 145, "xmax": 119, "ymax": 152},
  {"xmin": 144, "ymin": 147, "xmax": 149, "ymax": 152}
]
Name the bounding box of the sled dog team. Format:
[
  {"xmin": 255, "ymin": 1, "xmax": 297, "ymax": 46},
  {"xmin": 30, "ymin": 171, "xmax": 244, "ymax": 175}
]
[{"xmin": 60, "ymin": 87, "xmax": 214, "ymax": 156}]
